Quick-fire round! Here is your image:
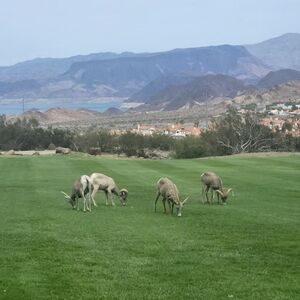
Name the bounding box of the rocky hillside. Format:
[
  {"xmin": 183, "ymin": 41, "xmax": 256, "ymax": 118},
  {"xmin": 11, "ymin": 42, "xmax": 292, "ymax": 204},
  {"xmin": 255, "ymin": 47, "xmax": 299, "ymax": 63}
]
[
  {"xmin": 234, "ymin": 80, "xmax": 300, "ymax": 107},
  {"xmin": 256, "ymin": 69, "xmax": 300, "ymax": 89},
  {"xmin": 13, "ymin": 108, "xmax": 100, "ymax": 124},
  {"xmin": 0, "ymin": 52, "xmax": 140, "ymax": 82},
  {"xmin": 135, "ymin": 68, "xmax": 300, "ymax": 111},
  {"xmin": 245, "ymin": 33, "xmax": 300, "ymax": 70},
  {"xmin": 2, "ymin": 33, "xmax": 300, "ymax": 104},
  {"xmin": 138, "ymin": 74, "xmax": 246, "ymax": 111},
  {"xmin": 63, "ymin": 45, "xmax": 268, "ymax": 96},
  {"xmin": 128, "ymin": 74, "xmax": 196, "ymax": 103},
  {"xmin": 0, "ymin": 45, "xmax": 269, "ymax": 100}
]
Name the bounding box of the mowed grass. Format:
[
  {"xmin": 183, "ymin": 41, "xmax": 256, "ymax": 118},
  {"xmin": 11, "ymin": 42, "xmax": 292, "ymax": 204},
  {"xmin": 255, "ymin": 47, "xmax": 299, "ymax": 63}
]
[{"xmin": 0, "ymin": 154, "xmax": 299, "ymax": 300}]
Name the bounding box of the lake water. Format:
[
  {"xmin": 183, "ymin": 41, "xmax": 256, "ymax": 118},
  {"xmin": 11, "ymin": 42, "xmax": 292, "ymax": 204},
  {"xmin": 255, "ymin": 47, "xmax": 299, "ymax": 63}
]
[{"xmin": 0, "ymin": 98, "xmax": 123, "ymax": 115}]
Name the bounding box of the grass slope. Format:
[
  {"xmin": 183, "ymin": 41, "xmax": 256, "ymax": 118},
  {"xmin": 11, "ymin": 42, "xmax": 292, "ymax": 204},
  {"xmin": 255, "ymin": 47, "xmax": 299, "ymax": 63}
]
[{"xmin": 0, "ymin": 154, "xmax": 299, "ymax": 299}]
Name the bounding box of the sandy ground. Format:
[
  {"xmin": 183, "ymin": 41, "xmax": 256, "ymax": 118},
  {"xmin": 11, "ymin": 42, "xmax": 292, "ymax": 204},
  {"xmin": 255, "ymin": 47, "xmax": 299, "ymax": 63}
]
[
  {"xmin": 197, "ymin": 151, "xmax": 300, "ymax": 160},
  {"xmin": 0, "ymin": 150, "xmax": 56, "ymax": 156},
  {"xmin": 0, "ymin": 150, "xmax": 298, "ymax": 158}
]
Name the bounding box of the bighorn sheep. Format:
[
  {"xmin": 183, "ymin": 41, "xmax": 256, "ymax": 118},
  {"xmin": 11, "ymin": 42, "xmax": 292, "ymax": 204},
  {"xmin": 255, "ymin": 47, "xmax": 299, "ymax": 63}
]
[
  {"xmin": 200, "ymin": 172, "xmax": 232, "ymax": 204},
  {"xmin": 155, "ymin": 177, "xmax": 189, "ymax": 217},
  {"xmin": 61, "ymin": 175, "xmax": 92, "ymax": 212},
  {"xmin": 89, "ymin": 173, "xmax": 128, "ymax": 207}
]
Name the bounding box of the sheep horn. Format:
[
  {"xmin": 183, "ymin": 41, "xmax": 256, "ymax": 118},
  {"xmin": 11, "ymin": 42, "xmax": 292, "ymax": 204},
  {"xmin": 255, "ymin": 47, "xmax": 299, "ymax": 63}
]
[
  {"xmin": 119, "ymin": 188, "xmax": 128, "ymax": 195},
  {"xmin": 226, "ymin": 188, "xmax": 233, "ymax": 196},
  {"xmin": 215, "ymin": 190, "xmax": 224, "ymax": 197},
  {"xmin": 182, "ymin": 196, "xmax": 190, "ymax": 204},
  {"xmin": 61, "ymin": 191, "xmax": 71, "ymax": 199}
]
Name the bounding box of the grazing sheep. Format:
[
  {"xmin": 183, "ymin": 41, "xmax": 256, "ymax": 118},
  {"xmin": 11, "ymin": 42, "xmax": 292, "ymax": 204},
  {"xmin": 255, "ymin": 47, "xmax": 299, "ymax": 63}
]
[
  {"xmin": 89, "ymin": 173, "xmax": 128, "ymax": 207},
  {"xmin": 155, "ymin": 177, "xmax": 189, "ymax": 217},
  {"xmin": 61, "ymin": 175, "xmax": 92, "ymax": 212},
  {"xmin": 200, "ymin": 172, "xmax": 232, "ymax": 204}
]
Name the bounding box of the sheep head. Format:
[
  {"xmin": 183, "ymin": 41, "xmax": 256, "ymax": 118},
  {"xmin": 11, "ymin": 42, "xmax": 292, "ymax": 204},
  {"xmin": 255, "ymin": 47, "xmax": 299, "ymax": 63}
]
[
  {"xmin": 216, "ymin": 188, "xmax": 232, "ymax": 203},
  {"xmin": 61, "ymin": 191, "xmax": 76, "ymax": 208},
  {"xmin": 119, "ymin": 188, "xmax": 128, "ymax": 206},
  {"xmin": 173, "ymin": 196, "xmax": 189, "ymax": 217}
]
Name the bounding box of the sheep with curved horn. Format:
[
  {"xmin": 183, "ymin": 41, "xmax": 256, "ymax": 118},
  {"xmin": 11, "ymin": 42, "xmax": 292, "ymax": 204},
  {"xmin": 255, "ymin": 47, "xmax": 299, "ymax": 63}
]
[
  {"xmin": 89, "ymin": 173, "xmax": 128, "ymax": 207},
  {"xmin": 200, "ymin": 172, "xmax": 232, "ymax": 205},
  {"xmin": 61, "ymin": 175, "xmax": 92, "ymax": 212},
  {"xmin": 155, "ymin": 177, "xmax": 189, "ymax": 217}
]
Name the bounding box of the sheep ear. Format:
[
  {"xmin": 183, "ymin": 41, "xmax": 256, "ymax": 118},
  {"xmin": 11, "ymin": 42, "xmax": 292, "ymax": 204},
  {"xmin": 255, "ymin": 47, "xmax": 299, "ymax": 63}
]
[
  {"xmin": 61, "ymin": 191, "xmax": 71, "ymax": 200},
  {"xmin": 182, "ymin": 196, "xmax": 189, "ymax": 204},
  {"xmin": 216, "ymin": 190, "xmax": 224, "ymax": 197}
]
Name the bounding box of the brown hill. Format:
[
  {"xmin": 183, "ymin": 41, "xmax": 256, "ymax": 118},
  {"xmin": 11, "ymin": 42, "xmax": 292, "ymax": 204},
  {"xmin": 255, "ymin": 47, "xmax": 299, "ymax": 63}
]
[
  {"xmin": 138, "ymin": 74, "xmax": 246, "ymax": 111},
  {"xmin": 233, "ymin": 80, "xmax": 300, "ymax": 107},
  {"xmin": 10, "ymin": 108, "xmax": 100, "ymax": 124}
]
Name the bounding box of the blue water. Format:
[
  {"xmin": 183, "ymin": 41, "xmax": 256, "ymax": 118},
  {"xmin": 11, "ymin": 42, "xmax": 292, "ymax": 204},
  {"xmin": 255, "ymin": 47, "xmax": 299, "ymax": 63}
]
[{"xmin": 0, "ymin": 99, "xmax": 123, "ymax": 115}]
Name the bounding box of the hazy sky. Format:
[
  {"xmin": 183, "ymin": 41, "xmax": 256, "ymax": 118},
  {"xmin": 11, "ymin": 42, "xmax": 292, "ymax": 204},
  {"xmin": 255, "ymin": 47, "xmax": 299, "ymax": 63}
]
[{"xmin": 1, "ymin": 0, "xmax": 299, "ymax": 66}]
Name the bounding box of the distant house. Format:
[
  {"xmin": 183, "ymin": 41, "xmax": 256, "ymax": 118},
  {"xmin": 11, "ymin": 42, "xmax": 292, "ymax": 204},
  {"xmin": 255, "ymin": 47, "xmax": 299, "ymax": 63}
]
[
  {"xmin": 132, "ymin": 123, "xmax": 203, "ymax": 137},
  {"xmin": 269, "ymin": 109, "xmax": 287, "ymax": 116},
  {"xmin": 261, "ymin": 117, "xmax": 285, "ymax": 131},
  {"xmin": 291, "ymin": 109, "xmax": 300, "ymax": 115},
  {"xmin": 184, "ymin": 127, "xmax": 203, "ymax": 136},
  {"xmin": 164, "ymin": 124, "xmax": 202, "ymax": 138},
  {"xmin": 266, "ymin": 102, "xmax": 300, "ymax": 116},
  {"xmin": 172, "ymin": 129, "xmax": 186, "ymax": 138},
  {"xmin": 163, "ymin": 124, "xmax": 185, "ymax": 138},
  {"xmin": 109, "ymin": 129, "xmax": 125, "ymax": 135},
  {"xmin": 260, "ymin": 116, "xmax": 300, "ymax": 136},
  {"xmin": 134, "ymin": 124, "xmax": 157, "ymax": 136}
]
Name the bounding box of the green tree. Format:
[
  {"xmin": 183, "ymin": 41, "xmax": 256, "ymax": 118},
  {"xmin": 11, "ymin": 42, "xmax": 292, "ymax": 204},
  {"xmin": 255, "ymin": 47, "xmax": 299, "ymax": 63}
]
[
  {"xmin": 174, "ymin": 137, "xmax": 206, "ymax": 158},
  {"xmin": 282, "ymin": 121, "xmax": 293, "ymax": 132},
  {"xmin": 210, "ymin": 107, "xmax": 275, "ymax": 154}
]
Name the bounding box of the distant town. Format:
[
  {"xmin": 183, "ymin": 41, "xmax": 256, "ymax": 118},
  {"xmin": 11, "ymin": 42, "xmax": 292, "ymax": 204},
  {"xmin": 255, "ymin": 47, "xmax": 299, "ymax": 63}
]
[{"xmin": 105, "ymin": 100, "xmax": 300, "ymax": 138}]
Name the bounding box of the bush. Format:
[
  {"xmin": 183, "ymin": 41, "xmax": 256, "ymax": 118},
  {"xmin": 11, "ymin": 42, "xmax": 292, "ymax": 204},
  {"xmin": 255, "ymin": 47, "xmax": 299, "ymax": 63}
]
[
  {"xmin": 174, "ymin": 137, "xmax": 206, "ymax": 158},
  {"xmin": 0, "ymin": 117, "xmax": 73, "ymax": 151},
  {"xmin": 1, "ymin": 110, "xmax": 298, "ymax": 158}
]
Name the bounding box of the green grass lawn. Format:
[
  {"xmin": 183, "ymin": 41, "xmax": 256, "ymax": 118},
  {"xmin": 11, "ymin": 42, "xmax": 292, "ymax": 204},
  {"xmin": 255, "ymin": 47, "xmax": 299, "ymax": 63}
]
[{"xmin": 0, "ymin": 154, "xmax": 299, "ymax": 299}]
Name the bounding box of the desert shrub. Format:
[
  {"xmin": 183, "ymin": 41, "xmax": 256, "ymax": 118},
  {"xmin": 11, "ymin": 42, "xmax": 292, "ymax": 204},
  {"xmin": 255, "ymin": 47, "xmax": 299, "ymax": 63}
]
[{"xmin": 174, "ymin": 137, "xmax": 206, "ymax": 158}]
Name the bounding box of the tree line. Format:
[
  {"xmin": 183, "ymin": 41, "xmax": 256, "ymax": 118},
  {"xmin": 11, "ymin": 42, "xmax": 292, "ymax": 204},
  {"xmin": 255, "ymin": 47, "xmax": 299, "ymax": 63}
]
[
  {"xmin": 0, "ymin": 115, "xmax": 72, "ymax": 151},
  {"xmin": 0, "ymin": 108, "xmax": 299, "ymax": 158}
]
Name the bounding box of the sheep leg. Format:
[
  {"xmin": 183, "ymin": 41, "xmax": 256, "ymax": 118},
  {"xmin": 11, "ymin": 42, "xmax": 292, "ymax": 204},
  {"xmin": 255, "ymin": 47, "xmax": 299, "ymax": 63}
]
[
  {"xmin": 205, "ymin": 186, "xmax": 210, "ymax": 204},
  {"xmin": 154, "ymin": 192, "xmax": 160, "ymax": 212},
  {"xmin": 88, "ymin": 192, "xmax": 92, "ymax": 211},
  {"xmin": 104, "ymin": 191, "xmax": 109, "ymax": 206},
  {"xmin": 216, "ymin": 193, "xmax": 220, "ymax": 204},
  {"xmin": 81, "ymin": 192, "xmax": 86, "ymax": 212},
  {"xmin": 167, "ymin": 201, "xmax": 172, "ymax": 215},
  {"xmin": 88, "ymin": 181, "xmax": 93, "ymax": 209},
  {"xmin": 171, "ymin": 202, "xmax": 174, "ymax": 215},
  {"xmin": 90, "ymin": 186, "xmax": 98, "ymax": 207},
  {"xmin": 83, "ymin": 195, "xmax": 86, "ymax": 212},
  {"xmin": 162, "ymin": 198, "xmax": 167, "ymax": 214},
  {"xmin": 201, "ymin": 184, "xmax": 206, "ymax": 204},
  {"xmin": 76, "ymin": 197, "xmax": 80, "ymax": 211},
  {"xmin": 210, "ymin": 189, "xmax": 214, "ymax": 204},
  {"xmin": 109, "ymin": 190, "xmax": 116, "ymax": 207},
  {"xmin": 82, "ymin": 191, "xmax": 90, "ymax": 212}
]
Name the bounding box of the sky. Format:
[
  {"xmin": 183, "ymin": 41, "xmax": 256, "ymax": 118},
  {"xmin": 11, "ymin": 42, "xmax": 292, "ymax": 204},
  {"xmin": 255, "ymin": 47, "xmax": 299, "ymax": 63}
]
[{"xmin": 1, "ymin": 0, "xmax": 300, "ymax": 66}]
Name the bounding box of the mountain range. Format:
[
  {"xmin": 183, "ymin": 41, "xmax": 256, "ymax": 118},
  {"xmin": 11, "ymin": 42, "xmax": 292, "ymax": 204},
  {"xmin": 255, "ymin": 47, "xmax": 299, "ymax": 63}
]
[
  {"xmin": 1, "ymin": 33, "xmax": 300, "ymax": 112},
  {"xmin": 256, "ymin": 69, "xmax": 300, "ymax": 89},
  {"xmin": 138, "ymin": 74, "xmax": 246, "ymax": 111},
  {"xmin": 245, "ymin": 33, "xmax": 300, "ymax": 70},
  {"xmin": 129, "ymin": 68, "xmax": 300, "ymax": 111}
]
